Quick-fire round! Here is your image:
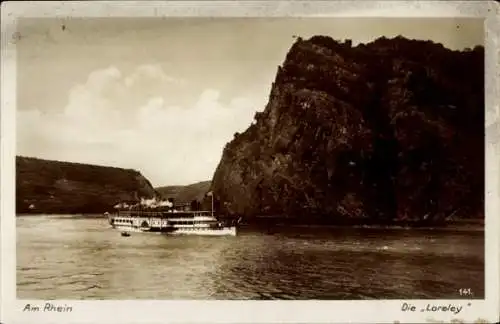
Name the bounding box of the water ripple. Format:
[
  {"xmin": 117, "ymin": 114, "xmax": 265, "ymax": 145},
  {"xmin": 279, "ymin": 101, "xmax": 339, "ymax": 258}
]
[{"xmin": 17, "ymin": 216, "xmax": 484, "ymax": 299}]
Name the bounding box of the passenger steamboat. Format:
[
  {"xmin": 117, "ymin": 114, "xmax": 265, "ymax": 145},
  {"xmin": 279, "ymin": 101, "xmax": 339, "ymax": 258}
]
[{"xmin": 107, "ymin": 194, "xmax": 238, "ymax": 236}]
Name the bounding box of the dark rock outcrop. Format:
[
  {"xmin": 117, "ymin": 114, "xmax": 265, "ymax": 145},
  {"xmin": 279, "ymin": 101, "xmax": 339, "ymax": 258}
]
[
  {"xmin": 211, "ymin": 36, "xmax": 484, "ymax": 225},
  {"xmin": 16, "ymin": 156, "xmax": 157, "ymax": 214}
]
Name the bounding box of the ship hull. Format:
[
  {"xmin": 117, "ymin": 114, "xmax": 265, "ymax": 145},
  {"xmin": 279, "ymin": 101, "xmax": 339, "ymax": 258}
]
[
  {"xmin": 167, "ymin": 226, "xmax": 237, "ymax": 236},
  {"xmin": 111, "ymin": 225, "xmax": 237, "ymax": 236}
]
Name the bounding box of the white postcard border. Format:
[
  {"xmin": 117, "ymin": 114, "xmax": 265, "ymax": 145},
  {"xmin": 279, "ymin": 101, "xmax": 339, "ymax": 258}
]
[{"xmin": 1, "ymin": 1, "xmax": 499, "ymax": 324}]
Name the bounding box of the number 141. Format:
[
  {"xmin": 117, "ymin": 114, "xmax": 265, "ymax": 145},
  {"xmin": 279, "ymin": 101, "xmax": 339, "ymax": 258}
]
[{"xmin": 459, "ymin": 288, "xmax": 473, "ymax": 296}]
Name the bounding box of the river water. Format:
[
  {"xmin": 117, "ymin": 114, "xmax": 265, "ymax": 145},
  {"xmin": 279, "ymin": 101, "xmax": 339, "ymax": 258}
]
[{"xmin": 17, "ymin": 215, "xmax": 484, "ymax": 300}]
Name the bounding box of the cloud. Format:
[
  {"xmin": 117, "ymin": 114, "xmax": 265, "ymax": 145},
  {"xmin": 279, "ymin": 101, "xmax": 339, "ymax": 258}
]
[
  {"xmin": 17, "ymin": 65, "xmax": 263, "ymax": 186},
  {"xmin": 125, "ymin": 64, "xmax": 185, "ymax": 88}
]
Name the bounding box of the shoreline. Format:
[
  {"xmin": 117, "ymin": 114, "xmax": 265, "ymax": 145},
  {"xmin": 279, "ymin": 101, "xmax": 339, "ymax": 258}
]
[
  {"xmin": 242, "ymin": 223, "xmax": 484, "ymax": 232},
  {"xmin": 16, "ymin": 213, "xmax": 107, "ymax": 218},
  {"xmin": 16, "ymin": 213, "xmax": 484, "ymax": 232}
]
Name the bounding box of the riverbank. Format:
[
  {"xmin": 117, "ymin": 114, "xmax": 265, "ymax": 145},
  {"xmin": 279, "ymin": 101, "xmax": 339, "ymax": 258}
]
[
  {"xmin": 238, "ymin": 216, "xmax": 484, "ymax": 232},
  {"xmin": 16, "ymin": 213, "xmax": 484, "ymax": 232},
  {"xmin": 240, "ymin": 223, "xmax": 484, "ymax": 232},
  {"xmin": 16, "ymin": 213, "xmax": 107, "ymax": 219}
]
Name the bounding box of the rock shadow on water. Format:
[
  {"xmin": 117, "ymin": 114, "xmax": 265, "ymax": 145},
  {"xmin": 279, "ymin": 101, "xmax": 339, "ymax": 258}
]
[{"xmin": 207, "ymin": 227, "xmax": 484, "ymax": 300}]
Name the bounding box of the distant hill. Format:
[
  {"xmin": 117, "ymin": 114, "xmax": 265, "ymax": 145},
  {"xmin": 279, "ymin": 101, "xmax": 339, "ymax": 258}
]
[
  {"xmin": 156, "ymin": 180, "xmax": 211, "ymax": 203},
  {"xmin": 16, "ymin": 156, "xmax": 158, "ymax": 214}
]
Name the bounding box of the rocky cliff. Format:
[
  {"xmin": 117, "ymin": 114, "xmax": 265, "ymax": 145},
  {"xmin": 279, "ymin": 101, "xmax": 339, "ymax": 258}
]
[
  {"xmin": 16, "ymin": 156, "xmax": 157, "ymax": 214},
  {"xmin": 211, "ymin": 36, "xmax": 484, "ymax": 225}
]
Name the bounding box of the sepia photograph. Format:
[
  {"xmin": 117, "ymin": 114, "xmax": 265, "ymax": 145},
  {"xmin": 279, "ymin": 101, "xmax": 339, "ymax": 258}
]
[{"xmin": 2, "ymin": 1, "xmax": 499, "ymax": 324}]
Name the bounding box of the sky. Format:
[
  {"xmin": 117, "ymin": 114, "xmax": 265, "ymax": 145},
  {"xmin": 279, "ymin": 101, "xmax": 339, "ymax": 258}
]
[{"xmin": 16, "ymin": 18, "xmax": 483, "ymax": 187}]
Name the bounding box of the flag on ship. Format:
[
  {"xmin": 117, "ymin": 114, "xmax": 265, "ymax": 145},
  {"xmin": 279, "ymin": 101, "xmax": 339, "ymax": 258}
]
[{"xmin": 206, "ymin": 191, "xmax": 213, "ymax": 197}]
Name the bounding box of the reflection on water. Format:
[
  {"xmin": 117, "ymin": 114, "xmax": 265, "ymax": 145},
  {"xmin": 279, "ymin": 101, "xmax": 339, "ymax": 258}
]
[{"xmin": 17, "ymin": 215, "xmax": 484, "ymax": 299}]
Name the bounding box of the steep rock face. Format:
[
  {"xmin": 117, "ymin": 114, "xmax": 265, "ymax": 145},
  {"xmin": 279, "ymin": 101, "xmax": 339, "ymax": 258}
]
[
  {"xmin": 16, "ymin": 156, "xmax": 157, "ymax": 214},
  {"xmin": 211, "ymin": 36, "xmax": 484, "ymax": 224}
]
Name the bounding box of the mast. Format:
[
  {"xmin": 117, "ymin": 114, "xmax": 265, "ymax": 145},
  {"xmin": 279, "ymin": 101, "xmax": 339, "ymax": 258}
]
[{"xmin": 207, "ymin": 191, "xmax": 214, "ymax": 217}]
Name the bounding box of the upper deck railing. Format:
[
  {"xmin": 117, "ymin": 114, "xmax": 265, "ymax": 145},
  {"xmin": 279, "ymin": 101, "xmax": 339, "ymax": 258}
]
[{"xmin": 115, "ymin": 210, "xmax": 214, "ymax": 218}]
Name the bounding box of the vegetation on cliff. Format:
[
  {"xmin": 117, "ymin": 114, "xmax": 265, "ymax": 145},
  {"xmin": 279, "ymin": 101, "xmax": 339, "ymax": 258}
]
[
  {"xmin": 211, "ymin": 36, "xmax": 484, "ymax": 225},
  {"xmin": 16, "ymin": 156, "xmax": 157, "ymax": 214}
]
